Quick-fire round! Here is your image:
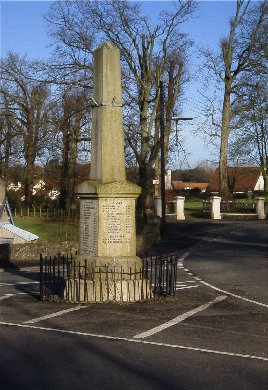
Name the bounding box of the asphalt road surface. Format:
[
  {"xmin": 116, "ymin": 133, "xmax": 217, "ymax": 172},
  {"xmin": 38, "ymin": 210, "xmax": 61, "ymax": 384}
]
[{"xmin": 0, "ymin": 220, "xmax": 267, "ymax": 389}]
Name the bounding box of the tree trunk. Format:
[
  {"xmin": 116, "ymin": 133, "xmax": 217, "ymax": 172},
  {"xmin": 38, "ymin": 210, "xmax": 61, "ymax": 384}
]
[
  {"xmin": 59, "ymin": 126, "xmax": 70, "ymax": 209},
  {"xmin": 67, "ymin": 124, "xmax": 79, "ymax": 210},
  {"xmin": 137, "ymin": 164, "xmax": 150, "ymax": 215},
  {"xmin": 24, "ymin": 156, "xmax": 35, "ymax": 208},
  {"xmin": 219, "ymin": 80, "xmax": 232, "ymax": 200}
]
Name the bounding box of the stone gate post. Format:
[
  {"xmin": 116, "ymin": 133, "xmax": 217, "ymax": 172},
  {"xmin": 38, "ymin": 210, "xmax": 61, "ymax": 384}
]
[
  {"xmin": 174, "ymin": 196, "xmax": 185, "ymax": 220},
  {"xmin": 210, "ymin": 196, "xmax": 222, "ymax": 220},
  {"xmin": 154, "ymin": 196, "xmax": 162, "ymax": 217},
  {"xmin": 255, "ymin": 197, "xmax": 265, "ymax": 220}
]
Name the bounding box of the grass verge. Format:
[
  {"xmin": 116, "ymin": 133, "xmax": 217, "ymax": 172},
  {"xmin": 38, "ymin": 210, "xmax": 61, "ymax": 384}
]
[{"xmin": 14, "ymin": 216, "xmax": 79, "ymax": 243}]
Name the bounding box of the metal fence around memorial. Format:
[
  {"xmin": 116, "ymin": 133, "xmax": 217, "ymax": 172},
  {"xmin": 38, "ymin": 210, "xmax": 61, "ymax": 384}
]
[{"xmin": 40, "ymin": 254, "xmax": 178, "ymax": 303}]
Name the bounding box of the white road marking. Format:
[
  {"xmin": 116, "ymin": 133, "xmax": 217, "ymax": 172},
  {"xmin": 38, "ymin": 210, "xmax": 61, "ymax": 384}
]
[
  {"xmin": 197, "ymin": 279, "xmax": 268, "ymax": 308},
  {"xmin": 23, "ymin": 305, "xmax": 88, "ymax": 324},
  {"xmin": 176, "ymin": 285, "xmax": 200, "ymax": 290},
  {"xmin": 181, "ymin": 252, "xmax": 268, "ymax": 308},
  {"xmin": 0, "ymin": 293, "xmax": 26, "ymax": 300},
  {"xmin": 179, "ymin": 252, "xmax": 190, "ymax": 261},
  {"xmin": 0, "ymin": 282, "xmax": 39, "ymax": 286},
  {"xmin": 133, "ymin": 295, "xmax": 227, "ymax": 339},
  {"xmin": 0, "ymin": 321, "xmax": 267, "ymax": 362},
  {"xmin": 0, "ymin": 294, "xmax": 14, "ymax": 300}
]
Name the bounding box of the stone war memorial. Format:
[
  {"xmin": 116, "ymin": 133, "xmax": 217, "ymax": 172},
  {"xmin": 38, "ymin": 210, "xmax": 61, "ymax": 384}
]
[{"xmin": 67, "ymin": 41, "xmax": 150, "ymax": 302}]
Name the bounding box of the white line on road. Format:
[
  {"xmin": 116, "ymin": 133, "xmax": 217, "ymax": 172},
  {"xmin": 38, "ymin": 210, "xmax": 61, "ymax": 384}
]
[
  {"xmin": 0, "ymin": 293, "xmax": 26, "ymax": 300},
  {"xmin": 0, "ymin": 282, "xmax": 39, "ymax": 286},
  {"xmin": 0, "ymin": 294, "xmax": 15, "ymax": 300},
  {"xmin": 1, "ymin": 321, "xmax": 267, "ymax": 362},
  {"xmin": 176, "ymin": 285, "xmax": 200, "ymax": 290},
  {"xmin": 133, "ymin": 295, "xmax": 227, "ymax": 339},
  {"xmin": 180, "ymin": 252, "xmax": 268, "ymax": 308},
  {"xmin": 24, "ymin": 306, "xmax": 88, "ymax": 324},
  {"xmin": 197, "ymin": 279, "xmax": 268, "ymax": 308}
]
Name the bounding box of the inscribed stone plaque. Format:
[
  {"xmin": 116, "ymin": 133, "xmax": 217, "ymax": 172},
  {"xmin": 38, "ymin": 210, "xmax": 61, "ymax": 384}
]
[
  {"xmin": 99, "ymin": 198, "xmax": 135, "ymax": 257},
  {"xmin": 80, "ymin": 199, "xmax": 98, "ymax": 256}
]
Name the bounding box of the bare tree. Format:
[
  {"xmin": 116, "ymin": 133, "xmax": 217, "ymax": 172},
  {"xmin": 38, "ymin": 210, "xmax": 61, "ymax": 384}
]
[
  {"xmin": 230, "ymin": 75, "xmax": 268, "ymax": 192},
  {"xmin": 203, "ymin": 0, "xmax": 267, "ymax": 199},
  {"xmin": 0, "ymin": 96, "xmax": 16, "ymax": 179},
  {"xmin": 45, "ymin": 0, "xmax": 195, "ymax": 213},
  {"xmin": 51, "ymin": 89, "xmax": 91, "ymax": 209},
  {"xmin": 0, "ymin": 53, "xmax": 52, "ymax": 207}
]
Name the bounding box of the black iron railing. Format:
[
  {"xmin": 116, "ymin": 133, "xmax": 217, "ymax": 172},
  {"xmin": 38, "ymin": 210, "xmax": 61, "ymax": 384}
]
[
  {"xmin": 40, "ymin": 254, "xmax": 178, "ymax": 303},
  {"xmin": 203, "ymin": 200, "xmax": 255, "ymax": 214},
  {"xmin": 220, "ymin": 200, "xmax": 255, "ymax": 213}
]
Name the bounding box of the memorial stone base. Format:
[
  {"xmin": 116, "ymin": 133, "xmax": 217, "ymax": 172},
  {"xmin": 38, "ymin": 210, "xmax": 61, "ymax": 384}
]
[
  {"xmin": 64, "ymin": 279, "xmax": 151, "ymax": 303},
  {"xmin": 64, "ymin": 180, "xmax": 147, "ymax": 302}
]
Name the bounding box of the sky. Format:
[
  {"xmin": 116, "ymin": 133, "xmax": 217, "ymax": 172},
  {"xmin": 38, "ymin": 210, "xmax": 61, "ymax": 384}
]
[{"xmin": 0, "ymin": 0, "xmax": 238, "ymax": 168}]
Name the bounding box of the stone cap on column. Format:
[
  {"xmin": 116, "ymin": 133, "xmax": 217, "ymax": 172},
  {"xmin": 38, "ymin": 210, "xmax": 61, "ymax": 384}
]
[{"xmin": 76, "ymin": 180, "xmax": 141, "ymax": 198}]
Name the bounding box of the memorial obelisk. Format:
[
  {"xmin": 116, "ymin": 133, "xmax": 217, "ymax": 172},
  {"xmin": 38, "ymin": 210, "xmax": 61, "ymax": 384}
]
[{"xmin": 76, "ymin": 42, "xmax": 142, "ymax": 280}]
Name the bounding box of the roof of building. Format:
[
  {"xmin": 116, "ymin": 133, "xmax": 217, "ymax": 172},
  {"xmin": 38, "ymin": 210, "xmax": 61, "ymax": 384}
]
[
  {"xmin": 0, "ymin": 222, "xmax": 39, "ymax": 241},
  {"xmin": 172, "ymin": 181, "xmax": 208, "ymax": 191},
  {"xmin": 207, "ymin": 167, "xmax": 262, "ymax": 193}
]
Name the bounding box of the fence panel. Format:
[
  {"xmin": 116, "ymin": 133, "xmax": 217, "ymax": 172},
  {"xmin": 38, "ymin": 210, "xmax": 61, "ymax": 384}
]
[
  {"xmin": 40, "ymin": 254, "xmax": 179, "ymax": 303},
  {"xmin": 14, "ymin": 207, "xmax": 79, "ymax": 221},
  {"xmin": 203, "ymin": 200, "xmax": 255, "ymax": 215},
  {"xmin": 221, "ymin": 200, "xmax": 255, "ymax": 213},
  {"xmin": 202, "ymin": 200, "xmax": 211, "ymax": 214}
]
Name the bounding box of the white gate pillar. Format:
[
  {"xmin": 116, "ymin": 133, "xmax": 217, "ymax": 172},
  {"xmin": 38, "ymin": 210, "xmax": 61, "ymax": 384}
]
[
  {"xmin": 210, "ymin": 196, "xmax": 222, "ymax": 220},
  {"xmin": 154, "ymin": 196, "xmax": 162, "ymax": 217},
  {"xmin": 174, "ymin": 196, "xmax": 185, "ymax": 220},
  {"xmin": 255, "ymin": 197, "xmax": 265, "ymax": 220}
]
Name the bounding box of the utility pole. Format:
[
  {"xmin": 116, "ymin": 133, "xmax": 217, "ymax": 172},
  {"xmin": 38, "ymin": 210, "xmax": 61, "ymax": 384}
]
[{"xmin": 159, "ymin": 82, "xmax": 193, "ymax": 237}]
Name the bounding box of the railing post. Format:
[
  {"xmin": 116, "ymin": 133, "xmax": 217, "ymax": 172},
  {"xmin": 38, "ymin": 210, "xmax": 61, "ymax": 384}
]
[
  {"xmin": 174, "ymin": 196, "xmax": 185, "ymax": 220},
  {"xmin": 40, "ymin": 254, "xmax": 44, "ymax": 300},
  {"xmin": 210, "ymin": 196, "xmax": 222, "ymax": 220},
  {"xmin": 255, "ymin": 197, "xmax": 265, "ymax": 220}
]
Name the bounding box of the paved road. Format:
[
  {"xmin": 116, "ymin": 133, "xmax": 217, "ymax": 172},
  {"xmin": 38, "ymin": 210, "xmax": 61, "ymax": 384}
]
[
  {"xmin": 185, "ymin": 220, "xmax": 268, "ymax": 305},
  {"xmin": 0, "ymin": 220, "xmax": 267, "ymax": 389}
]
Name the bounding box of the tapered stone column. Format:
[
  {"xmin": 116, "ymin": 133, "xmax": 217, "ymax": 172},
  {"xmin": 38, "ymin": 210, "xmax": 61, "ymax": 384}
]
[{"xmin": 73, "ymin": 42, "xmax": 144, "ymax": 301}]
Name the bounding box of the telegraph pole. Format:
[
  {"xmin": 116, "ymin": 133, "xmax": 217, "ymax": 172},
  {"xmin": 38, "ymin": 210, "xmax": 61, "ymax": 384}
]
[{"xmin": 159, "ymin": 82, "xmax": 193, "ymax": 237}]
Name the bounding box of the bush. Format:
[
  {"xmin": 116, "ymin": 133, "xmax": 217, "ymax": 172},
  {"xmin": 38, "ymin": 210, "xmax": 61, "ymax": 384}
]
[
  {"xmin": 32, "ymin": 195, "xmax": 59, "ymax": 209},
  {"xmin": 6, "ymin": 190, "xmax": 23, "ymax": 210}
]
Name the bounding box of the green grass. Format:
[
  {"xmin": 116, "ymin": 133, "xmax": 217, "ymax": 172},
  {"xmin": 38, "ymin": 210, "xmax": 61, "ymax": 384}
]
[
  {"xmin": 14, "ymin": 216, "xmax": 79, "ymax": 243},
  {"xmin": 184, "ymin": 200, "xmax": 205, "ymax": 218}
]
